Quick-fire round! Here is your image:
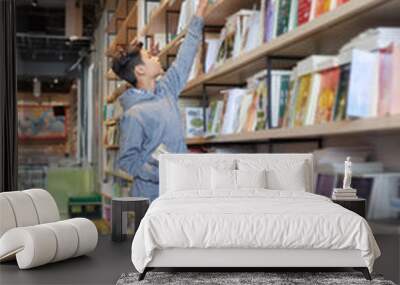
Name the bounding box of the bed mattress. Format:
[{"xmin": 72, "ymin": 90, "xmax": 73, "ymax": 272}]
[{"xmin": 131, "ymin": 190, "xmax": 380, "ymax": 273}]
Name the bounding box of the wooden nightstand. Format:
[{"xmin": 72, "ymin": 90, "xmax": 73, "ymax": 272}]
[{"xmin": 332, "ymin": 198, "xmax": 366, "ymax": 218}]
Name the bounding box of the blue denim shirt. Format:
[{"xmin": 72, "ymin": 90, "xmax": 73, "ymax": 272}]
[{"xmin": 118, "ymin": 16, "xmax": 204, "ymax": 202}]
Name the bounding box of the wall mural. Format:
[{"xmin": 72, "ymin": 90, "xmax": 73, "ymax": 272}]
[{"xmin": 18, "ymin": 105, "xmax": 68, "ymax": 140}]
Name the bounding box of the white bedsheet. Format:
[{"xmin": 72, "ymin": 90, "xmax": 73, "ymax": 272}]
[{"xmin": 131, "ymin": 190, "xmax": 380, "ymax": 273}]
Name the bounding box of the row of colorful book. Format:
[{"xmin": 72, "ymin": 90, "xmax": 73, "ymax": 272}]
[
  {"xmin": 193, "ymin": 0, "xmax": 350, "ymax": 80},
  {"xmin": 286, "ymin": 28, "xmax": 400, "ymax": 126},
  {"xmin": 183, "ymin": 27, "xmax": 400, "ymax": 138}
]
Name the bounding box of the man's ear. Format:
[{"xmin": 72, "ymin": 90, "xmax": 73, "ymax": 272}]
[{"xmin": 134, "ymin": 65, "xmax": 145, "ymax": 76}]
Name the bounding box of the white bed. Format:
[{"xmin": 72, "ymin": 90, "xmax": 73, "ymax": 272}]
[{"xmin": 131, "ymin": 154, "xmax": 380, "ymax": 280}]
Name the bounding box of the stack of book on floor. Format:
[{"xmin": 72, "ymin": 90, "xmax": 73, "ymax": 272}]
[{"xmin": 332, "ymin": 188, "xmax": 358, "ymax": 200}]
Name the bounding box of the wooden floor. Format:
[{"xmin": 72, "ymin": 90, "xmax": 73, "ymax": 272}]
[{"xmin": 0, "ymin": 235, "xmax": 133, "ymax": 285}]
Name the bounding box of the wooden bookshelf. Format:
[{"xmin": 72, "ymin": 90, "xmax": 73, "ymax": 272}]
[
  {"xmin": 181, "ymin": 0, "xmax": 400, "ymax": 97},
  {"xmin": 105, "ymin": 118, "xmax": 119, "ymax": 127},
  {"xmin": 105, "ymin": 169, "xmax": 134, "ymax": 182},
  {"xmin": 142, "ymin": 0, "xmax": 260, "ymax": 65},
  {"xmin": 105, "ymin": 0, "xmax": 118, "ymax": 11},
  {"xmin": 158, "ymin": 30, "xmax": 185, "ymax": 65},
  {"xmin": 108, "ymin": 1, "xmax": 138, "ymax": 54},
  {"xmin": 106, "ymin": 0, "xmax": 132, "ymax": 34},
  {"xmin": 105, "ymin": 144, "xmax": 120, "ymax": 150},
  {"xmin": 140, "ymin": 0, "xmax": 181, "ymax": 36},
  {"xmin": 105, "ymin": 0, "xmax": 400, "ymax": 147},
  {"xmin": 205, "ymin": 0, "xmax": 260, "ymax": 27},
  {"xmin": 106, "ymin": 69, "xmax": 119, "ymax": 81},
  {"xmin": 186, "ymin": 115, "xmax": 400, "ymax": 145}
]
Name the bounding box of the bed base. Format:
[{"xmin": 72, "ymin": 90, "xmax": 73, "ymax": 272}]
[
  {"xmin": 138, "ymin": 248, "xmax": 372, "ymax": 281},
  {"xmin": 138, "ymin": 267, "xmax": 371, "ymax": 281}
]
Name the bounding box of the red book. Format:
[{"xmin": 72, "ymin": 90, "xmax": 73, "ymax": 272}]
[
  {"xmin": 336, "ymin": 0, "xmax": 350, "ymax": 6},
  {"xmin": 378, "ymin": 43, "xmax": 400, "ymax": 116},
  {"xmin": 298, "ymin": 0, "xmax": 313, "ymax": 26}
]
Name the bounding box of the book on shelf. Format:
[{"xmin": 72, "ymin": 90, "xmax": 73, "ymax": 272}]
[
  {"xmin": 276, "ymin": 0, "xmax": 295, "ymax": 36},
  {"xmin": 297, "ymin": 0, "xmax": 316, "ymax": 26},
  {"xmin": 206, "ymin": 100, "xmax": 224, "ymax": 136},
  {"xmin": 185, "ymin": 107, "xmax": 205, "ymax": 138},
  {"xmin": 221, "ymin": 88, "xmax": 247, "ymax": 135},
  {"xmin": 188, "ymin": 46, "xmax": 203, "ymax": 81},
  {"xmin": 236, "ymin": 91, "xmax": 254, "ymax": 133},
  {"xmin": 341, "ymin": 27, "xmax": 400, "ymax": 54},
  {"xmin": 346, "ymin": 49, "xmax": 380, "ymax": 118},
  {"xmin": 137, "ymin": 0, "xmax": 159, "ymax": 33},
  {"xmin": 179, "ymin": 98, "xmax": 202, "ymax": 136},
  {"xmin": 378, "ymin": 43, "xmax": 400, "ymax": 116},
  {"xmin": 315, "ymin": 64, "xmax": 340, "ymax": 124},
  {"xmin": 177, "ymin": 0, "xmax": 200, "ymax": 34},
  {"xmin": 271, "ymin": 70, "xmax": 291, "ymax": 128},
  {"xmin": 105, "ymin": 125, "xmax": 119, "ymax": 146},
  {"xmin": 332, "ymin": 63, "xmax": 350, "ymax": 122},
  {"xmin": 183, "ymin": 0, "xmax": 353, "ymax": 77},
  {"xmin": 204, "ymin": 33, "xmax": 221, "ymax": 73}
]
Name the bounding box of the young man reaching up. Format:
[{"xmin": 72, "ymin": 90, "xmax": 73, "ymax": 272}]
[{"xmin": 111, "ymin": 0, "xmax": 208, "ymax": 202}]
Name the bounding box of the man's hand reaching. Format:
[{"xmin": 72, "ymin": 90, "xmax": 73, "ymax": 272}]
[{"xmin": 196, "ymin": 0, "xmax": 209, "ymax": 18}]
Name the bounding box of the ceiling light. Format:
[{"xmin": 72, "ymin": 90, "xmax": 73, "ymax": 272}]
[
  {"xmin": 32, "ymin": 0, "xmax": 38, "ymax": 7},
  {"xmin": 33, "ymin": 77, "xmax": 41, "ymax": 98}
]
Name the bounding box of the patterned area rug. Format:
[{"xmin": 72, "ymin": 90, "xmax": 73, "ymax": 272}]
[{"xmin": 116, "ymin": 271, "xmax": 395, "ymax": 285}]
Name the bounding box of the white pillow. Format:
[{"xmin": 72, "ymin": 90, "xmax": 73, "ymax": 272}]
[
  {"xmin": 167, "ymin": 162, "xmax": 211, "ymax": 192},
  {"xmin": 211, "ymin": 168, "xmax": 236, "ymax": 191},
  {"xmin": 267, "ymin": 166, "xmax": 306, "ymax": 191},
  {"xmin": 238, "ymin": 159, "xmax": 309, "ymax": 191},
  {"xmin": 236, "ymin": 169, "xmax": 267, "ymax": 189}
]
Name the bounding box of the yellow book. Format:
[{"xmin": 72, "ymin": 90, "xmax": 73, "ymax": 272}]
[{"xmin": 294, "ymin": 74, "xmax": 312, "ymax": 127}]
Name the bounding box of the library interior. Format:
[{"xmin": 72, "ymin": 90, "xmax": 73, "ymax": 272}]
[{"xmin": 1, "ymin": 0, "xmax": 400, "ymax": 284}]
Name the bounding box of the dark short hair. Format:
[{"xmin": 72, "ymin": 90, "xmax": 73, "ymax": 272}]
[{"xmin": 111, "ymin": 42, "xmax": 143, "ymax": 86}]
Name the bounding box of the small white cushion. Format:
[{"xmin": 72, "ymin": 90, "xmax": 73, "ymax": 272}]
[
  {"xmin": 236, "ymin": 169, "xmax": 267, "ymax": 189},
  {"xmin": 167, "ymin": 162, "xmax": 211, "ymax": 192},
  {"xmin": 211, "ymin": 168, "xmax": 237, "ymax": 191}
]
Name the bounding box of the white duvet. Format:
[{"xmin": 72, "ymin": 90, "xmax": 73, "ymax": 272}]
[{"xmin": 131, "ymin": 190, "xmax": 380, "ymax": 273}]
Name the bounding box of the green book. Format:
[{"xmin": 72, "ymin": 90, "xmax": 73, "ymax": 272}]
[
  {"xmin": 278, "ymin": 75, "xmax": 290, "ymax": 127},
  {"xmin": 207, "ymin": 101, "xmax": 218, "ymax": 134},
  {"xmin": 333, "ymin": 64, "xmax": 350, "ymax": 121},
  {"xmin": 277, "ymin": 0, "xmax": 292, "ymax": 36}
]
